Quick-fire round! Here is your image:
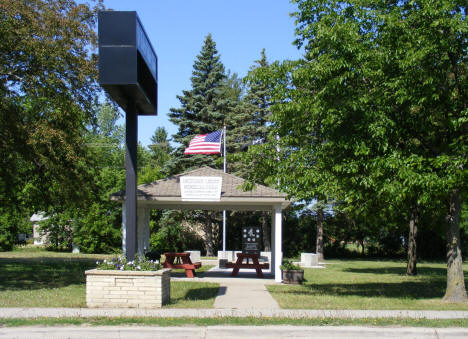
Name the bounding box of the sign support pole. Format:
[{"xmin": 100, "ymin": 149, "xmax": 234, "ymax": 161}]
[
  {"xmin": 222, "ymin": 126, "xmax": 227, "ymax": 255},
  {"xmin": 125, "ymin": 103, "xmax": 138, "ymax": 261}
]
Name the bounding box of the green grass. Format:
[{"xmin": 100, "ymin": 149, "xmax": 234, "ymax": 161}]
[
  {"xmin": 167, "ymin": 281, "xmax": 219, "ymax": 308},
  {"xmin": 0, "ymin": 317, "xmax": 467, "ymax": 327},
  {"xmin": 0, "ymin": 247, "xmax": 218, "ymax": 308},
  {"xmin": 268, "ymin": 260, "xmax": 468, "ymax": 310}
]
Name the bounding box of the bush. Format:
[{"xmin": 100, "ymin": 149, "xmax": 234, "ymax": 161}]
[
  {"xmin": 280, "ymin": 259, "xmax": 302, "ymax": 271},
  {"xmin": 0, "ymin": 209, "xmax": 20, "ymax": 251}
]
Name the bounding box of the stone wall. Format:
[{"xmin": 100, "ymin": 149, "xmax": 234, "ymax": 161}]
[{"xmin": 85, "ymin": 269, "xmax": 170, "ymax": 308}]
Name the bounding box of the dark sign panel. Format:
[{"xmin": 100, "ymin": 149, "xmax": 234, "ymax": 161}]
[
  {"xmin": 242, "ymin": 227, "xmax": 261, "ymax": 254},
  {"xmin": 98, "ymin": 11, "xmax": 157, "ymax": 115}
]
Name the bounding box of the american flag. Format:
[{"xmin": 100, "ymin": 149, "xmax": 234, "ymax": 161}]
[{"xmin": 184, "ymin": 130, "xmax": 222, "ymax": 154}]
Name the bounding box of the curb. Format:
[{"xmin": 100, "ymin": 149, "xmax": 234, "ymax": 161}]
[{"xmin": 0, "ymin": 308, "xmax": 467, "ymax": 319}]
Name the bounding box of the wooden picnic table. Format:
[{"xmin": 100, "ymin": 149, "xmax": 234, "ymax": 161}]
[
  {"xmin": 225, "ymin": 253, "xmax": 269, "ymax": 278},
  {"xmin": 163, "ymin": 252, "xmax": 202, "ymax": 278}
]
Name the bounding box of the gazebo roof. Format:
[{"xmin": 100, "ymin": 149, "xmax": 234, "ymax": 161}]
[{"xmin": 111, "ymin": 166, "xmax": 290, "ymax": 211}]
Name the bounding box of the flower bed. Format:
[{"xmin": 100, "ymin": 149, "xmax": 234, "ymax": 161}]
[{"xmin": 86, "ymin": 255, "xmax": 170, "ymax": 308}]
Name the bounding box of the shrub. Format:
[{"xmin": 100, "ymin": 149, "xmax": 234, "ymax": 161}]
[{"xmin": 280, "ymin": 259, "xmax": 302, "ymax": 271}]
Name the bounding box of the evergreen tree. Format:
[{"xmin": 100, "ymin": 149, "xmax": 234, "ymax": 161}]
[
  {"xmin": 168, "ymin": 34, "xmax": 240, "ymax": 256},
  {"xmin": 236, "ymin": 49, "xmax": 274, "ymax": 250},
  {"xmin": 168, "ymin": 34, "xmax": 232, "ymax": 173},
  {"xmin": 149, "ymin": 127, "xmax": 172, "ymax": 170},
  {"xmin": 243, "ymin": 49, "xmax": 272, "ymax": 147}
]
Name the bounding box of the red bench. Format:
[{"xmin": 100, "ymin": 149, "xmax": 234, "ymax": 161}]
[
  {"xmin": 163, "ymin": 252, "xmax": 202, "ymax": 278},
  {"xmin": 225, "ymin": 253, "xmax": 269, "ymax": 278}
]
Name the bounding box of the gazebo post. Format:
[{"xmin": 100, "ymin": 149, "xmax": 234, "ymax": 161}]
[{"xmin": 273, "ymin": 204, "xmax": 283, "ymax": 282}]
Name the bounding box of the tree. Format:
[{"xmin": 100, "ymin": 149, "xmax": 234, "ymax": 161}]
[
  {"xmin": 0, "ymin": 0, "xmax": 103, "ymax": 249},
  {"xmin": 168, "ymin": 33, "xmax": 232, "ymax": 174},
  {"xmin": 168, "ymin": 34, "xmax": 238, "ymax": 256},
  {"xmin": 247, "ymin": 0, "xmax": 467, "ymax": 300},
  {"xmin": 239, "ymin": 49, "xmax": 275, "ymax": 251},
  {"xmin": 72, "ymin": 103, "xmax": 124, "ymax": 253},
  {"xmin": 149, "ymin": 127, "xmax": 172, "ymax": 169}
]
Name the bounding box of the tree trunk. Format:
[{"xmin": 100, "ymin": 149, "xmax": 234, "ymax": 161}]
[
  {"xmin": 261, "ymin": 211, "xmax": 271, "ymax": 251},
  {"xmin": 443, "ymin": 189, "xmax": 467, "ymax": 302},
  {"xmin": 316, "ymin": 208, "xmax": 324, "ymax": 262},
  {"xmin": 406, "ymin": 207, "xmax": 418, "ymax": 276},
  {"xmin": 203, "ymin": 211, "xmax": 214, "ymax": 257}
]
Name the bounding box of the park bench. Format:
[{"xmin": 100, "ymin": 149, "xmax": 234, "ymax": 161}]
[
  {"xmin": 163, "ymin": 252, "xmax": 202, "ymax": 278},
  {"xmin": 225, "ymin": 252, "xmax": 269, "ymax": 278}
]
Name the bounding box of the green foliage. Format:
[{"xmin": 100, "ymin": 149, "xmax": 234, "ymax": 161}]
[
  {"xmin": 280, "ymin": 259, "xmax": 302, "ymax": 271},
  {"xmin": 0, "ymin": 210, "xmax": 18, "ymax": 251},
  {"xmin": 244, "ymin": 1, "xmax": 467, "ymax": 291},
  {"xmin": 168, "ymin": 33, "xmax": 237, "ymax": 173},
  {"xmin": 39, "ymin": 212, "xmax": 74, "ymax": 252},
  {"xmin": 149, "ymin": 210, "xmax": 204, "ymax": 254},
  {"xmin": 0, "ymin": 0, "xmax": 103, "ymax": 212},
  {"xmin": 96, "ymin": 254, "xmax": 161, "ymax": 271},
  {"xmin": 72, "ymin": 202, "xmax": 121, "ymax": 254},
  {"xmin": 0, "ymin": 0, "xmax": 104, "ymax": 249}
]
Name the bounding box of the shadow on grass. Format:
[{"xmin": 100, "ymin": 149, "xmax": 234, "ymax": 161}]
[
  {"xmin": 342, "ymin": 266, "xmax": 450, "ymax": 276},
  {"xmin": 167, "ymin": 286, "xmax": 219, "ymax": 305},
  {"xmin": 0, "ymin": 258, "xmax": 95, "ymax": 291},
  {"xmin": 278, "ymin": 281, "xmax": 447, "ymax": 299}
]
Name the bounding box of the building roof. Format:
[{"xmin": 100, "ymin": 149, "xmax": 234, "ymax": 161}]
[{"xmin": 111, "ymin": 166, "xmax": 289, "ymax": 211}]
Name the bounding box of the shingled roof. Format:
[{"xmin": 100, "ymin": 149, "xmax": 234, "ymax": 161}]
[{"xmin": 111, "ymin": 166, "xmax": 289, "ymax": 211}]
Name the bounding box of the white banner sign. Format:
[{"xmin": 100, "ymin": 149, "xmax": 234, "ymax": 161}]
[{"xmin": 180, "ymin": 176, "xmax": 222, "ymax": 201}]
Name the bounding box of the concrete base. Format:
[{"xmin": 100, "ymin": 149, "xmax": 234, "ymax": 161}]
[
  {"xmin": 185, "ymin": 250, "xmax": 201, "ymax": 263},
  {"xmin": 301, "ymin": 253, "xmax": 318, "ymax": 267},
  {"xmin": 218, "ymin": 251, "xmax": 271, "ymax": 263},
  {"xmin": 86, "ymin": 269, "xmax": 170, "ymax": 308}
]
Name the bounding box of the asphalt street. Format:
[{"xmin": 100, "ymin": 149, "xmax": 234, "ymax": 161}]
[{"xmin": 2, "ymin": 326, "xmax": 468, "ymax": 339}]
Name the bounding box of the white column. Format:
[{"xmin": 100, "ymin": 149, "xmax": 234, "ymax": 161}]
[
  {"xmin": 137, "ymin": 207, "xmax": 150, "ymax": 257},
  {"xmin": 274, "ymin": 205, "xmax": 283, "ymax": 282},
  {"xmin": 122, "ymin": 203, "xmax": 126, "ymax": 256},
  {"xmin": 271, "ymin": 208, "xmax": 276, "ymax": 276}
]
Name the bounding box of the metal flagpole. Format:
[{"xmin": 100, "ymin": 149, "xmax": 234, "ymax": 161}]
[{"xmin": 222, "ymin": 126, "xmax": 227, "ymax": 255}]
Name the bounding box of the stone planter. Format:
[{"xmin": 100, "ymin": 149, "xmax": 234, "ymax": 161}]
[
  {"xmin": 85, "ymin": 268, "xmax": 171, "ymax": 308},
  {"xmin": 281, "ymin": 269, "xmax": 304, "ymax": 284}
]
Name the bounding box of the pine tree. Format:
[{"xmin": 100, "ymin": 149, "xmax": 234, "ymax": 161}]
[
  {"xmin": 168, "ymin": 34, "xmax": 241, "ymax": 256},
  {"xmin": 237, "ymin": 49, "xmax": 274, "ymax": 250},
  {"xmin": 243, "ymin": 49, "xmax": 272, "ymax": 145},
  {"xmin": 168, "ymin": 34, "xmax": 232, "ymax": 173}
]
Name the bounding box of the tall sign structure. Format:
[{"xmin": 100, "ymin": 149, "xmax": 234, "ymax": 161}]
[{"xmin": 98, "ymin": 11, "xmax": 158, "ymax": 260}]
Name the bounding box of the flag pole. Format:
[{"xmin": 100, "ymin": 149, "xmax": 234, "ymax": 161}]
[{"xmin": 222, "ymin": 125, "xmax": 227, "ymax": 256}]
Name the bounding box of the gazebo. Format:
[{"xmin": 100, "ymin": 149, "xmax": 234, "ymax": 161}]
[{"xmin": 111, "ymin": 166, "xmax": 290, "ymax": 282}]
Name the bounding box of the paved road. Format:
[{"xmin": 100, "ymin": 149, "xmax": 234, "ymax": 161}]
[{"xmin": 1, "ymin": 325, "xmax": 468, "ymax": 339}]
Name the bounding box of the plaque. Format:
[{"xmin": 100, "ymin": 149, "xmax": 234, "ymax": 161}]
[
  {"xmin": 242, "ymin": 227, "xmax": 261, "ymax": 254},
  {"xmin": 180, "ymin": 176, "xmax": 222, "ymax": 201}
]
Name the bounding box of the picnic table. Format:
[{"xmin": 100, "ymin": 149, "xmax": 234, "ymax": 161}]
[
  {"xmin": 225, "ymin": 253, "xmax": 269, "ymax": 278},
  {"xmin": 163, "ymin": 252, "xmax": 202, "ymax": 278}
]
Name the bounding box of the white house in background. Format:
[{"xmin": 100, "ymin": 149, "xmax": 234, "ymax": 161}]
[{"xmin": 30, "ymin": 212, "xmax": 49, "ymax": 245}]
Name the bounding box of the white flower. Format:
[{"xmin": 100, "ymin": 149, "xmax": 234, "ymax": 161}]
[
  {"xmin": 103, "ymin": 259, "xmax": 107, "ymax": 264},
  {"xmin": 137, "ymin": 266, "xmax": 141, "ymax": 270},
  {"xmin": 96, "ymin": 261, "xmax": 99, "ymax": 265}
]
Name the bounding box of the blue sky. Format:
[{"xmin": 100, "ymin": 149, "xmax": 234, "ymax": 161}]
[{"xmin": 98, "ymin": 0, "xmax": 303, "ymax": 146}]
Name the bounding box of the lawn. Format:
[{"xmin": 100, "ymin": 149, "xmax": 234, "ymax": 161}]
[
  {"xmin": 268, "ymin": 260, "xmax": 468, "ymax": 310},
  {"xmin": 0, "ymin": 247, "xmax": 218, "ymax": 308}
]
